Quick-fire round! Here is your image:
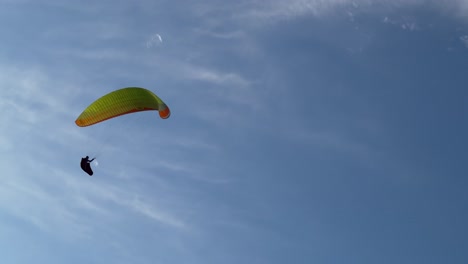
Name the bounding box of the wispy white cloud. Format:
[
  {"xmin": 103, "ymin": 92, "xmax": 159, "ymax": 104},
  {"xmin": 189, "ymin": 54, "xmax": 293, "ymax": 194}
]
[
  {"xmin": 460, "ymin": 35, "xmax": 468, "ymax": 48},
  {"xmin": 51, "ymin": 47, "xmax": 133, "ymax": 61},
  {"xmin": 225, "ymin": 0, "xmax": 468, "ymax": 25},
  {"xmin": 126, "ymin": 197, "xmax": 186, "ymax": 229},
  {"xmin": 0, "ymin": 156, "xmax": 189, "ymax": 238},
  {"xmin": 138, "ymin": 57, "xmax": 265, "ymax": 125},
  {"xmin": 182, "ymin": 65, "xmax": 250, "ymax": 87},
  {"xmin": 0, "ymin": 170, "xmax": 94, "ymax": 238},
  {"xmin": 171, "ymin": 137, "xmax": 220, "ymax": 152},
  {"xmin": 194, "ymin": 28, "xmax": 246, "ymax": 40},
  {"xmin": 242, "ymin": 0, "xmax": 354, "ymax": 21},
  {"xmin": 383, "ymin": 16, "xmax": 419, "ymax": 31},
  {"xmin": 0, "ymin": 66, "xmax": 82, "ymax": 121},
  {"xmin": 42, "ymin": 20, "xmax": 128, "ymax": 43}
]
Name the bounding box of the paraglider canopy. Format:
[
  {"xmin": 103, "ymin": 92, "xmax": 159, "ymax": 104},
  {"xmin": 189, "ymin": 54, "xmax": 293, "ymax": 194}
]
[{"xmin": 75, "ymin": 87, "xmax": 170, "ymax": 127}]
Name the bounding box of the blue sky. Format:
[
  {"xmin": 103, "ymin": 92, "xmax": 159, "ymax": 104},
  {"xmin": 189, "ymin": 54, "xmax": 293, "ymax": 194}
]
[{"xmin": 0, "ymin": 0, "xmax": 467, "ymax": 263}]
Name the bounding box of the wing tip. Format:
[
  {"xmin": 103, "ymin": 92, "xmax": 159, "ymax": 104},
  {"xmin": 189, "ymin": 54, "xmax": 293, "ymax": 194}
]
[
  {"xmin": 75, "ymin": 119, "xmax": 85, "ymax": 127},
  {"xmin": 159, "ymin": 105, "xmax": 171, "ymax": 119}
]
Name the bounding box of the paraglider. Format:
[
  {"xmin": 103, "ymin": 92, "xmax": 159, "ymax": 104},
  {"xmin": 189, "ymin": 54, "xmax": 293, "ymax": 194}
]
[
  {"xmin": 80, "ymin": 156, "xmax": 95, "ymax": 176},
  {"xmin": 76, "ymin": 87, "xmax": 170, "ymax": 175}
]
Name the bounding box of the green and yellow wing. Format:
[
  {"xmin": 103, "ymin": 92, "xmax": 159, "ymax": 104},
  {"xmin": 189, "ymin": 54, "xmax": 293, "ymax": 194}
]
[{"xmin": 75, "ymin": 87, "xmax": 170, "ymax": 127}]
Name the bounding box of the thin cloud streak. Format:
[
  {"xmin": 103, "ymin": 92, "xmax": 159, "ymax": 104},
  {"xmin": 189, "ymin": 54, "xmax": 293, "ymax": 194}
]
[
  {"xmin": 227, "ymin": 0, "xmax": 468, "ymax": 25},
  {"xmin": 0, "ymin": 157, "xmax": 189, "ymax": 237}
]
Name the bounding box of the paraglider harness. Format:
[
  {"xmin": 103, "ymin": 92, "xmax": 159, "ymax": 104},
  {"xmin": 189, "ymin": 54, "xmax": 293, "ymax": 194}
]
[{"xmin": 80, "ymin": 156, "xmax": 95, "ymax": 176}]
